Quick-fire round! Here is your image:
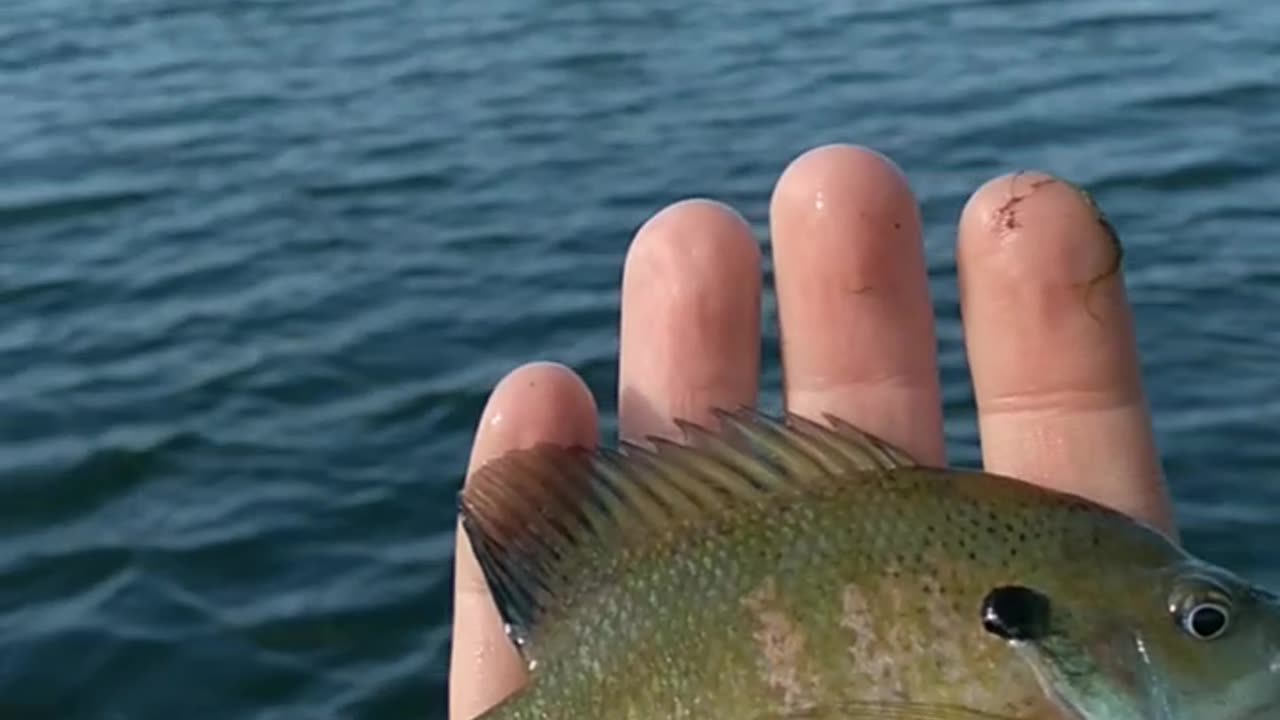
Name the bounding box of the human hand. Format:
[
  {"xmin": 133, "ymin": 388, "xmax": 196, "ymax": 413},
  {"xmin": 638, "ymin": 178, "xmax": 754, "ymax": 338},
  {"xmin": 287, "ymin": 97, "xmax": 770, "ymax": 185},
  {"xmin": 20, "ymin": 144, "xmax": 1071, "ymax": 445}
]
[{"xmin": 446, "ymin": 144, "xmax": 1175, "ymax": 720}]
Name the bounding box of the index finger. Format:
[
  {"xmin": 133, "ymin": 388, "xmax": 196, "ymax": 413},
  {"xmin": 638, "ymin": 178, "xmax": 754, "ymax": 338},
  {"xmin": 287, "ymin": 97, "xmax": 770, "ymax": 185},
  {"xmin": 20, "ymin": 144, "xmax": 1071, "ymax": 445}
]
[{"xmin": 957, "ymin": 172, "xmax": 1175, "ymax": 536}]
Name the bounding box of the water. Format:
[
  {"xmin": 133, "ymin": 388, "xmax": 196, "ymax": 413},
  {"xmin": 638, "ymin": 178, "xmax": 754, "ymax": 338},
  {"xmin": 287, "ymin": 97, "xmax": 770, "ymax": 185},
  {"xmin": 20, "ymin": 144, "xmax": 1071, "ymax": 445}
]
[{"xmin": 2, "ymin": 0, "xmax": 1278, "ymax": 717}]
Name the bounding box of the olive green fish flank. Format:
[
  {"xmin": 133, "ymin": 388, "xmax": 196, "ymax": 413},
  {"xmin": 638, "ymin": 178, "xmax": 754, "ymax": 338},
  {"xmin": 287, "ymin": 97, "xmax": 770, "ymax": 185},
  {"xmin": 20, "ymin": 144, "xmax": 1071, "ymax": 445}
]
[
  {"xmin": 458, "ymin": 407, "xmax": 922, "ymax": 655},
  {"xmin": 742, "ymin": 575, "xmax": 824, "ymax": 715}
]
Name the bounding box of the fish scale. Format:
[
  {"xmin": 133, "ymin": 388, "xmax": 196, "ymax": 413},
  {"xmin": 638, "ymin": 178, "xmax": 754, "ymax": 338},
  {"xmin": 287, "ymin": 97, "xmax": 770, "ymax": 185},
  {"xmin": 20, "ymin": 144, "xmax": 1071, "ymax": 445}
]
[{"xmin": 458, "ymin": 409, "xmax": 1280, "ymax": 720}]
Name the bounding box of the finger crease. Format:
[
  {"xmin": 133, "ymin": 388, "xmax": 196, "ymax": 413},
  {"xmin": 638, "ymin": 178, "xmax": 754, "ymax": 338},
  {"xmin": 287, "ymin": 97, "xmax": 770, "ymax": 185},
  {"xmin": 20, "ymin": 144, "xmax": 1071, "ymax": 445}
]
[{"xmin": 980, "ymin": 387, "xmax": 1141, "ymax": 416}]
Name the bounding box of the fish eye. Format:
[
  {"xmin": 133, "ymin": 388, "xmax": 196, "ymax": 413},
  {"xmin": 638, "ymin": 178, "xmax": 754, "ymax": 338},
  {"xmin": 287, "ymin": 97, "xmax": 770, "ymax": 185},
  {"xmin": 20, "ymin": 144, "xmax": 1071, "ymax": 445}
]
[
  {"xmin": 1177, "ymin": 600, "xmax": 1232, "ymax": 640},
  {"xmin": 1170, "ymin": 578, "xmax": 1234, "ymax": 641},
  {"xmin": 1183, "ymin": 602, "xmax": 1230, "ymax": 639}
]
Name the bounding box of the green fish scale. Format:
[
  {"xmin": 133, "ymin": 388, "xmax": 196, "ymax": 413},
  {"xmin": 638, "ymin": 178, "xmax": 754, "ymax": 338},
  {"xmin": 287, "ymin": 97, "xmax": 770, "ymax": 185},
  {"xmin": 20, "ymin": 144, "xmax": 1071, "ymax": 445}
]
[{"xmin": 489, "ymin": 469, "xmax": 1175, "ymax": 719}]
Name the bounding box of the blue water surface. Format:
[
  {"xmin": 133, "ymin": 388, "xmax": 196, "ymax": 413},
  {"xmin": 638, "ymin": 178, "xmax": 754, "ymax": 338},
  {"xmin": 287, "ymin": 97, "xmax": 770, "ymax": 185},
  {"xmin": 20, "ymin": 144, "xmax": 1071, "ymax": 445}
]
[{"xmin": 2, "ymin": 0, "xmax": 1279, "ymax": 717}]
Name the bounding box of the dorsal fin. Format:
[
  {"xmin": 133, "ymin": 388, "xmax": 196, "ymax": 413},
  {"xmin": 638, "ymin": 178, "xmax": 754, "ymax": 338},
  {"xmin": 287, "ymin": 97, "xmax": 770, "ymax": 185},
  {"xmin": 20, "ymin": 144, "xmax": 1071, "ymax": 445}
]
[{"xmin": 456, "ymin": 407, "xmax": 918, "ymax": 661}]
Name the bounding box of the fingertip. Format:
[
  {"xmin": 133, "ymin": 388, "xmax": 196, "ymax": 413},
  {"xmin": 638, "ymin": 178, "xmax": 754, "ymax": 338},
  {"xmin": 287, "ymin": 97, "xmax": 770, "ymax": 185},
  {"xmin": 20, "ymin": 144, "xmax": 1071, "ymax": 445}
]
[
  {"xmin": 772, "ymin": 144, "xmax": 917, "ymax": 232},
  {"xmin": 619, "ymin": 198, "xmax": 762, "ymax": 441},
  {"xmin": 625, "ymin": 198, "xmax": 762, "ymax": 284},
  {"xmin": 959, "ymin": 171, "xmax": 1122, "ymax": 297},
  {"xmin": 466, "ymin": 361, "xmax": 600, "ymax": 476},
  {"xmin": 776, "ymin": 143, "xmax": 910, "ymax": 188}
]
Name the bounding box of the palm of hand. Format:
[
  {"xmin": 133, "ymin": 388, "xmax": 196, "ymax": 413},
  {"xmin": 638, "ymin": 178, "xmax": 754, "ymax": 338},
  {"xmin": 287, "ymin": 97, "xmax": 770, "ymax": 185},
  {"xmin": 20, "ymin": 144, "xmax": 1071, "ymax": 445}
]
[{"xmin": 446, "ymin": 144, "xmax": 1174, "ymax": 720}]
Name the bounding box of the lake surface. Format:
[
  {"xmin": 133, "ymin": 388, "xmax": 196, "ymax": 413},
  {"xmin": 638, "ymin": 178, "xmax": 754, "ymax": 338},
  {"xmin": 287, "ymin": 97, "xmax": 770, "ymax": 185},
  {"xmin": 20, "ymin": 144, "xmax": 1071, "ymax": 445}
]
[{"xmin": 2, "ymin": 0, "xmax": 1278, "ymax": 717}]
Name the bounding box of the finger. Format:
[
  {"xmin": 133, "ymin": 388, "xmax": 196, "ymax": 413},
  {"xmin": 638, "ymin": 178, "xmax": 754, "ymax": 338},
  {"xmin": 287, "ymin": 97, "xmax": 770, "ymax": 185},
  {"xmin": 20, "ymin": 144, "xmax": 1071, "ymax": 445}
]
[
  {"xmin": 449, "ymin": 362, "xmax": 599, "ymax": 720},
  {"xmin": 769, "ymin": 144, "xmax": 946, "ymax": 465},
  {"xmin": 957, "ymin": 171, "xmax": 1175, "ymax": 536},
  {"xmin": 618, "ymin": 199, "xmax": 762, "ymax": 442}
]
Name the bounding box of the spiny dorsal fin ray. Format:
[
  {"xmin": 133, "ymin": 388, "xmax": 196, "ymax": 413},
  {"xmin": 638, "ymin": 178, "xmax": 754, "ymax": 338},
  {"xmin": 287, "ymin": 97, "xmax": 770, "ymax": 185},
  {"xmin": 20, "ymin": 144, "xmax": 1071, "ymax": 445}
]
[
  {"xmin": 457, "ymin": 407, "xmax": 920, "ymax": 662},
  {"xmin": 718, "ymin": 406, "xmax": 919, "ymax": 473}
]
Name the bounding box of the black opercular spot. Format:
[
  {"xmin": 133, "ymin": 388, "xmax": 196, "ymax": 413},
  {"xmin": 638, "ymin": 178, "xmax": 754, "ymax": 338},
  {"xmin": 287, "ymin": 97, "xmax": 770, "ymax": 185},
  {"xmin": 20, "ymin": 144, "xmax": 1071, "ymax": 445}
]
[{"xmin": 981, "ymin": 585, "xmax": 1052, "ymax": 641}]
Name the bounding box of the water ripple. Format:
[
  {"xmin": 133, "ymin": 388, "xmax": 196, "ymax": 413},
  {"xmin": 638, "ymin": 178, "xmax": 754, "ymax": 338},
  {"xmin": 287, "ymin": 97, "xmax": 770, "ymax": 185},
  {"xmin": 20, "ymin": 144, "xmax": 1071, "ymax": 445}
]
[{"xmin": 2, "ymin": 0, "xmax": 1278, "ymax": 716}]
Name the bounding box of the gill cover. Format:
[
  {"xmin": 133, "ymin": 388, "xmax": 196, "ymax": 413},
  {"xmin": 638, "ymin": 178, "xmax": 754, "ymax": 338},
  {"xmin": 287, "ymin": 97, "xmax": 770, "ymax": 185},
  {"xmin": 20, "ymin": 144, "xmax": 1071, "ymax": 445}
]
[{"xmin": 981, "ymin": 584, "xmax": 1173, "ymax": 720}]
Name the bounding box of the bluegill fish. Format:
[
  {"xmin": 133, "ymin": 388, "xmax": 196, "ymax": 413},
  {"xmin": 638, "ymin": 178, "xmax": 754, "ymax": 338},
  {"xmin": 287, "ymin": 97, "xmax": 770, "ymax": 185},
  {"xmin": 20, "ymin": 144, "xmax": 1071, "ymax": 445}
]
[{"xmin": 458, "ymin": 408, "xmax": 1280, "ymax": 719}]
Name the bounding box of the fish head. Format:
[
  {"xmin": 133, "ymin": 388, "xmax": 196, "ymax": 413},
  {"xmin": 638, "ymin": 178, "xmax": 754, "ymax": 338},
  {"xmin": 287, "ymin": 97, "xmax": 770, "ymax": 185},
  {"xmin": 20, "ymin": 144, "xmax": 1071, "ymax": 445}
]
[
  {"xmin": 985, "ymin": 559, "xmax": 1280, "ymax": 720},
  {"xmin": 1144, "ymin": 560, "xmax": 1280, "ymax": 720}
]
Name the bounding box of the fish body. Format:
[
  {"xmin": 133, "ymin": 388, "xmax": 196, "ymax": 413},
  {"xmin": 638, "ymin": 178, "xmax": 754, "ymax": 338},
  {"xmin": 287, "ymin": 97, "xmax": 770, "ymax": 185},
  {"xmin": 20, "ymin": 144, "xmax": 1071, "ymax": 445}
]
[{"xmin": 458, "ymin": 410, "xmax": 1280, "ymax": 720}]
